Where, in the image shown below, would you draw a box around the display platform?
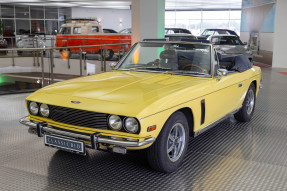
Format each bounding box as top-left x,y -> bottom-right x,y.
0,67 -> 287,190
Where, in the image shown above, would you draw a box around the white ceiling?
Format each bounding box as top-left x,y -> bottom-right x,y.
0,0 -> 242,9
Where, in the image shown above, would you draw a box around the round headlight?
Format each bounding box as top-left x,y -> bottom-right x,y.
124,117 -> 139,133
108,115 -> 122,130
40,103 -> 49,117
29,102 -> 39,115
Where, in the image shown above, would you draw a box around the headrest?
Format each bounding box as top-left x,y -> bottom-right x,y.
160,49 -> 176,59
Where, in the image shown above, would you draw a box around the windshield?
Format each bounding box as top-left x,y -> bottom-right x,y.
201,30 -> 214,36
59,27 -> 71,35
117,42 -> 212,76
167,36 -> 197,41
211,36 -> 243,45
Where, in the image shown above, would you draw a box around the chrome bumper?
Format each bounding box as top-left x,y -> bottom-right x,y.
19,117 -> 155,148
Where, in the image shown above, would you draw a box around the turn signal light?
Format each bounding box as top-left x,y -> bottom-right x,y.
147,125 -> 156,132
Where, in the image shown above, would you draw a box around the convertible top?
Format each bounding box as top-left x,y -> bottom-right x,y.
231,54 -> 253,72
219,54 -> 253,72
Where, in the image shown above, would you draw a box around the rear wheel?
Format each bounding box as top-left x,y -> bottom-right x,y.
100,49 -> 114,60
234,83 -> 256,122
147,111 -> 189,173
17,50 -> 23,56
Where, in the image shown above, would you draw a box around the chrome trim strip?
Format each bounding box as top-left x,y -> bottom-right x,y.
19,117 -> 155,148
194,106 -> 242,137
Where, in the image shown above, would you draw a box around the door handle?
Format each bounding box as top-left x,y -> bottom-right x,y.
238,83 -> 243,87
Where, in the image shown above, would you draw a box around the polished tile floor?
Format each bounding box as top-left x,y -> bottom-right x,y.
0,67 -> 287,191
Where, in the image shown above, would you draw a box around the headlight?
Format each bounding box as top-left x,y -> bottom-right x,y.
124,117 -> 139,133
108,115 -> 122,130
29,102 -> 39,115
40,103 -> 49,117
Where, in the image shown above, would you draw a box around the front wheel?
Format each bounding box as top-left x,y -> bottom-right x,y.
234,83 -> 256,122
146,111 -> 189,173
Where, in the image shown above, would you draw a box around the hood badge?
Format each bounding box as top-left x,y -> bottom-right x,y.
71,101 -> 81,104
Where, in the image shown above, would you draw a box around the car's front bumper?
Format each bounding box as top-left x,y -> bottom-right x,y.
19,117 -> 155,152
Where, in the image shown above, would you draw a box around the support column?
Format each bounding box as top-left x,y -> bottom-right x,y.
131,0 -> 165,45
273,0 -> 287,68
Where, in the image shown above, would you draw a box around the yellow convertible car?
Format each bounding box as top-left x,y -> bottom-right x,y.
20,40 -> 261,173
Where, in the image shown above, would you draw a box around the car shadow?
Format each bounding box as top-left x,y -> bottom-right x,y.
44,117 -> 256,190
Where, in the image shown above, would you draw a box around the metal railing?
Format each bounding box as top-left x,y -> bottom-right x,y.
0,40 -> 131,94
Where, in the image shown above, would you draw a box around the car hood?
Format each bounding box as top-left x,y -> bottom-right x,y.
28,71 -> 211,117
215,45 -> 248,54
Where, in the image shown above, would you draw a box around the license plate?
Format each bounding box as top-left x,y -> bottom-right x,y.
44,135 -> 85,155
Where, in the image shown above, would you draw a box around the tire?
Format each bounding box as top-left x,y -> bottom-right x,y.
146,111 -> 189,173
17,51 -> 23,56
234,83 -> 256,122
100,49 -> 114,60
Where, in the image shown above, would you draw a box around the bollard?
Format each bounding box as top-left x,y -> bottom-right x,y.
80,48 -> 83,76
50,49 -> 54,84
118,39 -> 121,61
41,50 -> 45,87
104,45 -> 106,72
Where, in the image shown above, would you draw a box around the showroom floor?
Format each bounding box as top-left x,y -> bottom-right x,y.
0,67 -> 287,191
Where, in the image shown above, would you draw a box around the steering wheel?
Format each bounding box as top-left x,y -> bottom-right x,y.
146,59 -> 160,67
183,64 -> 206,73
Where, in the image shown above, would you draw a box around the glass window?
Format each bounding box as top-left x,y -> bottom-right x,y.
59,8 -> 71,21
15,5 -> 29,19
165,19 -> 176,28
167,35 -> 197,41
202,11 -> 229,20
45,7 -> 58,19
202,20 -> 229,31
73,27 -> 81,34
202,30 -> 215,36
2,19 -> 15,37
119,28 -> 131,33
188,20 -> 201,36
16,19 -> 30,34
118,42 -> 211,75
1,4 -> 14,18
176,11 -> 201,20
45,20 -> 58,35
91,26 -> 99,33
211,36 -> 243,45
165,29 -> 174,34
175,19 -> 189,30
165,11 -> 175,20
230,11 -> 241,19
59,27 -> 71,35
165,10 -> 241,36
31,20 -> 45,33
229,20 -> 241,36
30,6 -> 44,19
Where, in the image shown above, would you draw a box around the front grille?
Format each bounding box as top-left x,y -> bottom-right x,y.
48,105 -> 108,129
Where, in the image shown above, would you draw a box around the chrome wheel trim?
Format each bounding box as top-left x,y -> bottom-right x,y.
167,123 -> 186,162
246,89 -> 255,115
104,49 -> 111,58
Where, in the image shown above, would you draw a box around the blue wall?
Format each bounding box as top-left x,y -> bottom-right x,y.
241,0 -> 276,33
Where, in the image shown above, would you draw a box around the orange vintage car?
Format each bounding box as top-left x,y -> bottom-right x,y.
56,18 -> 131,60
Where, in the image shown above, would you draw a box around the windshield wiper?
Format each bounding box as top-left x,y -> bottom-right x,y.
129,67 -> 172,71
164,70 -> 210,76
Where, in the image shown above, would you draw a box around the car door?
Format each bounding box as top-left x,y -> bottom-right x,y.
203,49 -> 245,126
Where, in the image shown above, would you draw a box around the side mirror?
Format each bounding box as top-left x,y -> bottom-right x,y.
217,68 -> 228,76
109,62 -> 117,70
52,30 -> 57,35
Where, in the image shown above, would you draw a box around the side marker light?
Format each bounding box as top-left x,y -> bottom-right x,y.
147,125 -> 157,132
